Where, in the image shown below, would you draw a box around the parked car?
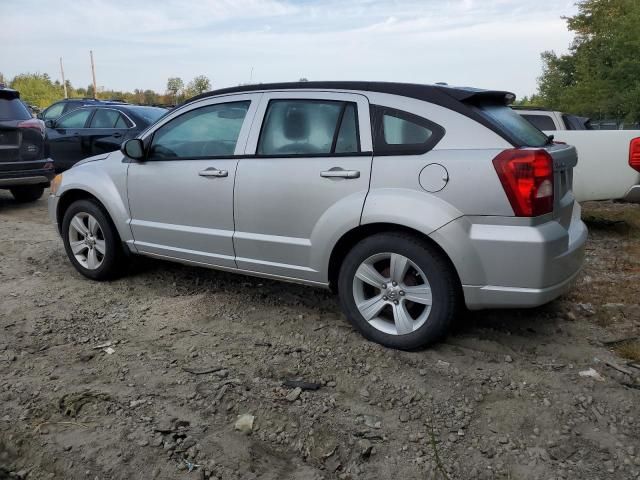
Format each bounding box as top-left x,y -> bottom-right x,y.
0,85 -> 54,202
39,98 -> 128,122
45,104 -> 167,171
514,107 -> 640,203
48,81 -> 587,349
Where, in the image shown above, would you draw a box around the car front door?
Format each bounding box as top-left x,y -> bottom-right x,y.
126,94 -> 261,268
47,108 -> 94,170
233,91 -> 373,283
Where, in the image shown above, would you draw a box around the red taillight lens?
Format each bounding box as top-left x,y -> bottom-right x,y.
18,118 -> 45,135
630,137 -> 640,173
493,148 -> 554,217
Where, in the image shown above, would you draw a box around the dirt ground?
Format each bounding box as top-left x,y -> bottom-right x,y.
1,190 -> 639,480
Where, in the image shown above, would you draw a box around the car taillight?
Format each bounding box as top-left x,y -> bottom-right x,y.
630,137 -> 640,173
493,148 -> 554,217
18,118 -> 45,136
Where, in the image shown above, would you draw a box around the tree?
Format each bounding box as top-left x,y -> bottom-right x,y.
185,75 -> 211,97
10,73 -> 65,108
535,0 -> 640,121
166,77 -> 184,99
143,89 -> 159,105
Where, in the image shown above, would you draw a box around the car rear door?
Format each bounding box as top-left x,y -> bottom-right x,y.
233,91 -> 373,283
126,94 -> 261,268
48,108 -> 93,170
87,108 -> 131,155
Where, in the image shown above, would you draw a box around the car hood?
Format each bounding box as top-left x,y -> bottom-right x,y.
72,151 -> 112,168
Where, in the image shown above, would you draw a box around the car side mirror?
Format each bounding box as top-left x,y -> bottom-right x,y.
122,138 -> 145,160
44,119 -> 55,128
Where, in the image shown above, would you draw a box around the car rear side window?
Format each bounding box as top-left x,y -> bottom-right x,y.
115,114 -> 130,128
0,98 -> 31,121
257,100 -> 360,156
57,109 -> 92,128
521,114 -> 556,131
478,104 -> 548,147
90,109 -> 121,128
148,101 -> 250,160
371,106 -> 444,155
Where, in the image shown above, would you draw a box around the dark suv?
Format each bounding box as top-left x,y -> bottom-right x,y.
39,98 -> 128,122
0,86 -> 54,202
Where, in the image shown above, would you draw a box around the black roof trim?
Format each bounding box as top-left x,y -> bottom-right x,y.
186,81 -> 514,107
183,81 -> 520,147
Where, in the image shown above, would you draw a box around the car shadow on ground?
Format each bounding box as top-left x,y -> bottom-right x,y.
126,253 -> 567,352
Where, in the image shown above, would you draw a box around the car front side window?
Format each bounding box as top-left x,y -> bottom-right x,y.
148,101 -> 250,160
56,109 -> 92,129
43,103 -> 65,119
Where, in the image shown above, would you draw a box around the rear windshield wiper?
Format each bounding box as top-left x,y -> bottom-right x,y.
545,134 -> 555,145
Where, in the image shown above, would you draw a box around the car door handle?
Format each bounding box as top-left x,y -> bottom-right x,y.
113,132 -> 122,138
320,168 -> 360,179
198,167 -> 228,178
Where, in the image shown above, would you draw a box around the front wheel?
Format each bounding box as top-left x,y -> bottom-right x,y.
337,233 -> 460,350
10,185 -> 45,202
61,199 -> 126,280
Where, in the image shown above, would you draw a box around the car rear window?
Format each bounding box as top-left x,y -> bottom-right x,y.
477,104 -> 549,147
127,106 -> 167,124
0,96 -> 32,121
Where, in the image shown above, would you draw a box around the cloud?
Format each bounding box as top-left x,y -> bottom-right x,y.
0,0 -> 577,97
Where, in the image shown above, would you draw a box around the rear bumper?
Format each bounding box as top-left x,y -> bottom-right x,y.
624,185 -> 640,203
431,203 -> 588,310
0,159 -> 55,188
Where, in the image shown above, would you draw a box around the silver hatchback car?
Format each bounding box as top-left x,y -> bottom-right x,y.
48,82 -> 587,349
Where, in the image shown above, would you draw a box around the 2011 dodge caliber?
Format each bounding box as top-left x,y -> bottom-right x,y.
48,82 -> 587,350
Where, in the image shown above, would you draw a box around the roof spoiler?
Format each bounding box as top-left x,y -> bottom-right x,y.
436,85 -> 516,105
0,87 -> 20,99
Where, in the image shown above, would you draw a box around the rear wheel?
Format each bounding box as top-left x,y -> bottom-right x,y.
337,232 -> 460,350
10,185 -> 45,202
61,199 -> 126,280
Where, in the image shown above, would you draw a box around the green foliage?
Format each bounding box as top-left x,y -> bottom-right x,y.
166,77 -> 184,97
536,0 -> 640,121
185,75 -> 211,97
9,73 -> 67,108
5,72 -> 210,109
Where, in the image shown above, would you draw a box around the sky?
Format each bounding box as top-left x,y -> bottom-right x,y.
0,0 -> 578,99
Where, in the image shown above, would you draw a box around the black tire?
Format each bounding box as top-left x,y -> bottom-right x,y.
10,185 -> 45,202
337,232 -> 460,350
61,199 -> 126,280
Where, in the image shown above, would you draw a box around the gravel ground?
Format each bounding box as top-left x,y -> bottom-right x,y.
1,191 -> 639,480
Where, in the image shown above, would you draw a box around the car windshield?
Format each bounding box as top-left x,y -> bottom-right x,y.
477,103 -> 549,147
127,106 -> 168,125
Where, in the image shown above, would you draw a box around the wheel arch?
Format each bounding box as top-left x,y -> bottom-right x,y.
327,222 -> 462,293
56,187 -> 132,246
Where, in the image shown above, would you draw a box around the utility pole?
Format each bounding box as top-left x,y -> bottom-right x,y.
60,57 -> 68,98
89,50 -> 97,99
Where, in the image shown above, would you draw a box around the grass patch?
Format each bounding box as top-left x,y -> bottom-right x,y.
582,202 -> 640,238
615,340 -> 640,362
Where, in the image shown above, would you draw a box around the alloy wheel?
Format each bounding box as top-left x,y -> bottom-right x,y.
68,212 -> 106,270
352,252 -> 432,335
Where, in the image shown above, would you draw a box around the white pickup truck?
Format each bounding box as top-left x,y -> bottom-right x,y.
514,107 -> 640,203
